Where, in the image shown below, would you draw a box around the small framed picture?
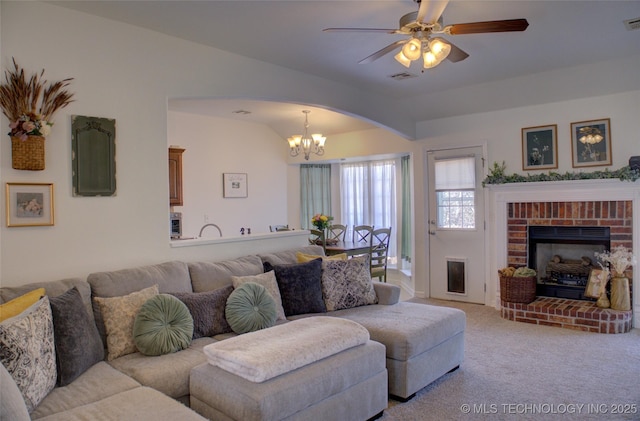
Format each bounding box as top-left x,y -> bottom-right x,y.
521,125 -> 558,170
5,183 -> 54,227
223,173 -> 248,198
571,118 -> 612,168
584,268 -> 608,299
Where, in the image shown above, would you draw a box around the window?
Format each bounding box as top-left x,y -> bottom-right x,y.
434,157 -> 475,229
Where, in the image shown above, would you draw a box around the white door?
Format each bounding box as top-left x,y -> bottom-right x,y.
427,146 -> 486,304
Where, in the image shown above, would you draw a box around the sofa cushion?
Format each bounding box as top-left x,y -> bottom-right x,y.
31,362 -> 141,419
0,287 -> 45,322
225,282 -> 277,334
231,271 -> 286,321
94,285 -> 159,361
49,287 -> 104,386
264,258 -> 326,317
0,354 -> 30,421
320,256 -> 378,312
133,294 -> 193,356
108,337 -> 214,399
188,255 -> 264,293
170,286 -> 234,338
0,297 -> 56,413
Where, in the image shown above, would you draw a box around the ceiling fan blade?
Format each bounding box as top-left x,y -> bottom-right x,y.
417,0 -> 450,24
437,38 -> 469,63
359,40 -> 407,64
446,18 -> 529,35
323,27 -> 399,34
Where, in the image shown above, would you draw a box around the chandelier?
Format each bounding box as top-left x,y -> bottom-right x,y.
287,110 -> 326,160
394,35 -> 451,69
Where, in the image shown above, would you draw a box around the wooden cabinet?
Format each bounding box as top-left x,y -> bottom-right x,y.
169,147 -> 185,206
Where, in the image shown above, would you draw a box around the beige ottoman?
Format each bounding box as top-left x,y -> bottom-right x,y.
190,317 -> 387,421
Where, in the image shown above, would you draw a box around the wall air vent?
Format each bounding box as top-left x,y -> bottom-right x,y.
389,72 -> 417,81
624,17 -> 640,31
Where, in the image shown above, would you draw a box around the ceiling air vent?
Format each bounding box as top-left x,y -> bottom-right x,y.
389,72 -> 417,81
623,17 -> 640,31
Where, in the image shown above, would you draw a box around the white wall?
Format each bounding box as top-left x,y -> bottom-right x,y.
168,111 -> 288,237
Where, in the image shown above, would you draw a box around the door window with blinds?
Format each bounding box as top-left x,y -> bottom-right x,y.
434,156 -> 476,229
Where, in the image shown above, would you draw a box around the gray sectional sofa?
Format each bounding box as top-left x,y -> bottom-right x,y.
0,245 -> 466,420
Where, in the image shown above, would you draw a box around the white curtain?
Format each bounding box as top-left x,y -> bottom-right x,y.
340,160 -> 397,262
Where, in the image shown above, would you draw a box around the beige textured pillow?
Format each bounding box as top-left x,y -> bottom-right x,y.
296,252 -> 347,263
94,285 -> 159,360
231,271 -> 286,321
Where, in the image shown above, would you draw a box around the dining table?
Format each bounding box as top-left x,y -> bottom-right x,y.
324,241 -> 371,257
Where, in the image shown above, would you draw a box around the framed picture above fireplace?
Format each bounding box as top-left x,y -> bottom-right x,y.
571,118 -> 612,168
521,124 -> 558,171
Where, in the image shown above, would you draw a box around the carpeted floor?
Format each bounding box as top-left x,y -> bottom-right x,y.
380,298 -> 640,420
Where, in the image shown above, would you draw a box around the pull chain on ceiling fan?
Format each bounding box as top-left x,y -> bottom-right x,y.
323,0 -> 529,70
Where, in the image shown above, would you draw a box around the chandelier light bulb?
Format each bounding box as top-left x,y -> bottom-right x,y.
401,38 -> 422,61
429,38 -> 451,61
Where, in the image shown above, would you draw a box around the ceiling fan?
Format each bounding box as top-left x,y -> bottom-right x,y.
323,0 -> 529,70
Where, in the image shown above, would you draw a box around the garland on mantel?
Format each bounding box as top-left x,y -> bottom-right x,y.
482,161 -> 640,187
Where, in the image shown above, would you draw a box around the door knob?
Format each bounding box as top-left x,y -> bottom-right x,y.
429,230 -> 436,235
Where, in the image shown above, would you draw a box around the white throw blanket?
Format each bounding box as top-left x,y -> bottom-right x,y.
203,316 -> 370,383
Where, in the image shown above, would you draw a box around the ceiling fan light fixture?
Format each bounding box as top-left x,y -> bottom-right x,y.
429,38 -> 451,60
394,50 -> 412,67
401,38 -> 422,61
423,50 -> 442,69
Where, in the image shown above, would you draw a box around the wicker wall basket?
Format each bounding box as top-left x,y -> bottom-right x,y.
11,135 -> 45,171
500,275 -> 537,304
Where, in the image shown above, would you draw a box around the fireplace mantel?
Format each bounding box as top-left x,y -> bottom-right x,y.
485,179 -> 640,328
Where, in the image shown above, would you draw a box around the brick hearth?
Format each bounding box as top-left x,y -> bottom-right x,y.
501,297 -> 633,334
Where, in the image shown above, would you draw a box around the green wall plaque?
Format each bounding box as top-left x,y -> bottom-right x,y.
72,115 -> 116,196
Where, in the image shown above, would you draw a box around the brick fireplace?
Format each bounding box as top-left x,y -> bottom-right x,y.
502,200 -> 633,333
488,180 -> 638,333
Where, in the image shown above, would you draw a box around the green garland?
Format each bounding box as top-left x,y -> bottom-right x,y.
482,161 -> 640,187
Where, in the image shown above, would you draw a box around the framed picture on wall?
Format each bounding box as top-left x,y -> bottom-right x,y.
5,182 -> 54,227
223,173 -> 248,198
521,125 -> 558,170
571,118 -> 612,168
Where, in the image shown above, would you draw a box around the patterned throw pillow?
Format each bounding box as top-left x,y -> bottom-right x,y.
225,282 -> 277,334
264,258 -> 326,317
94,285 -> 159,361
0,297 -> 56,413
321,256 -> 378,311
231,271 -> 286,321
170,286 -> 234,338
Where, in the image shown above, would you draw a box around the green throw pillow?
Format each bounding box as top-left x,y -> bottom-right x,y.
133,294 -> 193,356
225,282 -> 277,334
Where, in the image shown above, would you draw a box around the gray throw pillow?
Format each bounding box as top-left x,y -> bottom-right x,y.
133,294 -> 193,356
321,256 -> 378,311
170,286 -> 234,338
49,287 -> 104,386
225,282 -> 277,334
263,258 -> 326,317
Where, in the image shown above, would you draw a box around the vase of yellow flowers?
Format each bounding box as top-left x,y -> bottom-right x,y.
311,213 -> 333,244
0,59 -> 74,170
595,245 -> 636,311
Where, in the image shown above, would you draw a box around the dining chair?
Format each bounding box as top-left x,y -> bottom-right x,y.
370,227 -> 392,283
328,224 -> 347,242
270,225 -> 289,232
352,225 -> 373,244
309,229 -> 326,252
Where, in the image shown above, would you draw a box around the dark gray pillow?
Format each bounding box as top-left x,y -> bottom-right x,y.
170,285 -> 234,338
264,258 -> 326,317
49,287 -> 104,386
225,282 -> 277,334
